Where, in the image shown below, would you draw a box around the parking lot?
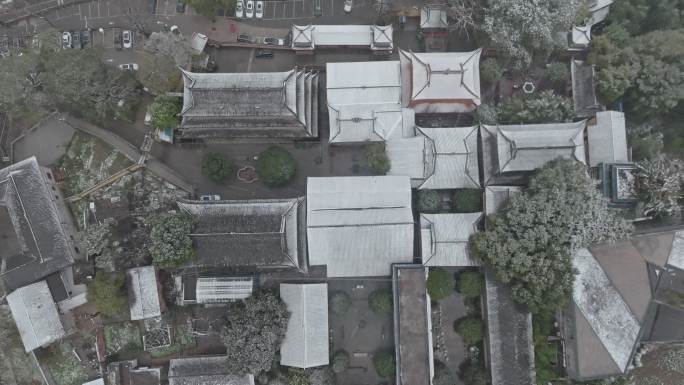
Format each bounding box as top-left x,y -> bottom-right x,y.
224,0 -> 363,21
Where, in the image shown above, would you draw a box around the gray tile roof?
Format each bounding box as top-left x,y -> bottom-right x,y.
571,60 -> 602,118
0,157 -> 76,290
571,248 -> 641,374
168,356 -> 254,385
387,126 -> 480,189
290,25 -> 393,50
127,266 -> 162,321
487,121 -> 587,173
667,231 -> 684,270
7,280 -> 65,352
393,265 -> 433,385
587,111 -> 628,166
178,198 -> 306,271
306,176 -> 414,277
280,283 -> 329,368
180,70 -> 318,139
420,213 -> 482,266
107,360 -> 161,385
484,270 -> 535,385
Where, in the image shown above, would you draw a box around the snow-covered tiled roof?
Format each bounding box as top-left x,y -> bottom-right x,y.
168,356 -> 254,385
127,266 -> 162,321
420,213 -> 482,266
306,176 -> 414,277
291,25 -> 393,50
280,283 -> 329,368
587,111 -> 628,166
666,231 -> 684,271
7,280 -> 65,352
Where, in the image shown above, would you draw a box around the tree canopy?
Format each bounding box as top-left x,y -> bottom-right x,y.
373,350 -> 395,378
201,152 -> 235,183
454,317 -> 483,345
496,90 -> 574,124
457,270 -> 484,299
365,143 -> 391,175
634,157 -> 683,219
256,146 -> 298,187
221,290 -> 290,375
472,160 -> 632,314
149,96 -> 181,130
87,272 -> 128,318
418,190 -> 443,213
368,289 -> 393,315
482,0 -> 580,69
427,268 -> 454,301
149,213 -> 195,268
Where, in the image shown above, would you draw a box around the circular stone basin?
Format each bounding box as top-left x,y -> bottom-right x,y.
237,166 -> 258,183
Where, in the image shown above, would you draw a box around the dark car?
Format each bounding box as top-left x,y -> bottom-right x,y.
264,37 -> 283,45
114,31 -> 123,50
80,30 -> 91,47
71,31 -> 82,49
255,49 -> 273,58
176,0 -> 186,13
237,34 -> 255,44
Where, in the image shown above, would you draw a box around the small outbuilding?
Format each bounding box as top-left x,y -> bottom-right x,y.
7,280 -> 66,352
168,356 -> 254,385
127,266 -> 162,321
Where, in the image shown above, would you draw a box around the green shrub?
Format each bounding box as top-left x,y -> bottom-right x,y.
287,368 -> 310,385
256,146 -> 298,187
427,268 -> 454,301
368,289 -> 393,315
452,189 -> 482,213
545,62 -> 569,90
373,350 -> 395,378
332,350 -> 350,373
201,152 -> 234,183
480,58 -> 503,84
457,271 -> 484,298
454,317 -> 483,345
418,190 -> 442,213
365,143 -> 391,174
329,291 -> 352,316
149,95 -> 181,130
149,213 -> 195,268
474,103 -> 498,124
87,272 -> 128,318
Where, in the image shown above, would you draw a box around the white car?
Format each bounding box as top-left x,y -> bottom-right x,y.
122,30 -> 132,48
61,31 -> 72,49
344,0 -> 352,12
255,1 -> 263,18
199,195 -> 221,201
118,63 -> 139,71
245,0 -> 254,18
235,0 -> 244,17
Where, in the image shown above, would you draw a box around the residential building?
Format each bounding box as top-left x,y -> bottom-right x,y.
127,266 -> 162,321
291,24 -> 393,52
326,61 -> 415,143
177,198 -> 306,271
306,176 -> 414,277
0,156 -> 81,291
107,360 -> 161,385
179,69 -> 319,140
562,229 -> 684,381
7,280 -> 66,352
280,283 -> 329,368
420,213 -> 482,267
387,126 -> 480,189
420,5 -> 448,31
483,270 -> 536,385
480,121 -> 587,185
168,356 -> 255,385
393,265 -> 434,385
399,49 -> 482,113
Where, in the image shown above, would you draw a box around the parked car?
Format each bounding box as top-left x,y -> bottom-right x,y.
245,0 -> 254,18
71,31 -> 82,49
235,0 -> 244,17
61,31 -> 71,49
114,31 -> 123,50
176,0 -> 186,13
122,30 -> 132,48
199,195 -> 221,201
264,37 -> 285,46
237,34 -> 255,44
79,30 -> 91,47
119,63 -> 139,71
255,49 -> 273,58
255,1 -> 263,18
343,0 -> 352,12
